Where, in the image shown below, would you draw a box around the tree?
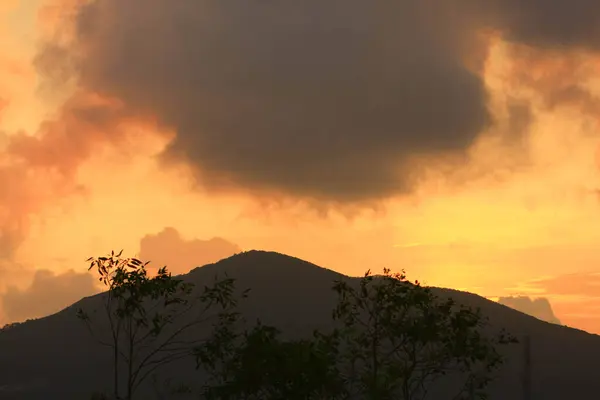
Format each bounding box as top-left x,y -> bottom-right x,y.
77,250 -> 242,400
197,320 -> 347,400
331,268 -> 516,400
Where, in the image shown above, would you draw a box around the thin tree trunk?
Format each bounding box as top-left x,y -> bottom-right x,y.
127,317 -> 134,400
114,344 -> 120,399
372,316 -> 380,399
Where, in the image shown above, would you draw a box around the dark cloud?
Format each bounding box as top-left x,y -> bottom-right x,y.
1,269 -> 98,322
138,227 -> 241,274
41,0 -> 490,202
37,0 -> 600,202
498,295 -> 561,325
481,0 -> 600,50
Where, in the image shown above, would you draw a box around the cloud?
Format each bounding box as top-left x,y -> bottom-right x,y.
37,0 -> 492,202
138,227 -> 241,274
33,0 -> 600,204
0,269 -> 99,322
0,91 -> 135,257
498,295 -> 561,325
521,272 -> 600,298
480,0 -> 600,50
0,225 -> 239,323
508,271 -> 600,333
0,1 -> 176,260
0,97 -> 7,117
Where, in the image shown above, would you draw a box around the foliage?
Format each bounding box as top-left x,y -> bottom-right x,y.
77,250 -> 242,400
0,320 -> 34,333
197,320 -> 346,400
78,250 -> 514,400
331,268 -> 516,400
0,322 -> 22,333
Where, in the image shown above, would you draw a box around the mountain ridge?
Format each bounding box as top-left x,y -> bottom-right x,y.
0,249 -> 598,399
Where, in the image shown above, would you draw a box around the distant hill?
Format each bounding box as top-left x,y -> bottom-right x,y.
0,250 -> 598,399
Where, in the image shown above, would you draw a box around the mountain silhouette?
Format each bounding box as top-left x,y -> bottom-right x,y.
0,250 -> 598,399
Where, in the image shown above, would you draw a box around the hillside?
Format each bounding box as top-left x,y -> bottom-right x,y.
0,250 -> 598,399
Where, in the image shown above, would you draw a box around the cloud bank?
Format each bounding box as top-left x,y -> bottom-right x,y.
0,269 -> 98,322
33,0 -> 600,203
498,295 -> 561,325
139,227 -> 241,274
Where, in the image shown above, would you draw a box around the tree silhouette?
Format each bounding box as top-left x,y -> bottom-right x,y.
331,268 -> 516,400
78,252 -> 514,400
197,320 -> 346,399
196,267 -> 514,400
77,250 -> 243,400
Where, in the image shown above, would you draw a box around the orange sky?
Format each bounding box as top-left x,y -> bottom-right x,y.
2,1 -> 600,334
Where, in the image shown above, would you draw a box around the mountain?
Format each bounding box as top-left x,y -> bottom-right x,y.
0,250 -> 599,399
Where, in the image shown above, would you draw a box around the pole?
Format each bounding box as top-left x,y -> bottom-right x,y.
523,334 -> 531,400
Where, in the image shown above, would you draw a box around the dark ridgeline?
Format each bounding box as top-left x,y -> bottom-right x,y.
0,250 -> 598,399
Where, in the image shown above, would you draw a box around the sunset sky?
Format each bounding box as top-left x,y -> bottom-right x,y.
2,0 -> 600,333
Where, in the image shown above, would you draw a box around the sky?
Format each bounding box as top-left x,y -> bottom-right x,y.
2,0 -> 600,333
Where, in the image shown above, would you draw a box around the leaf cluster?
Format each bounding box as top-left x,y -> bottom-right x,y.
78,250 -> 243,400
198,322 -> 346,400
331,268 -> 517,400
